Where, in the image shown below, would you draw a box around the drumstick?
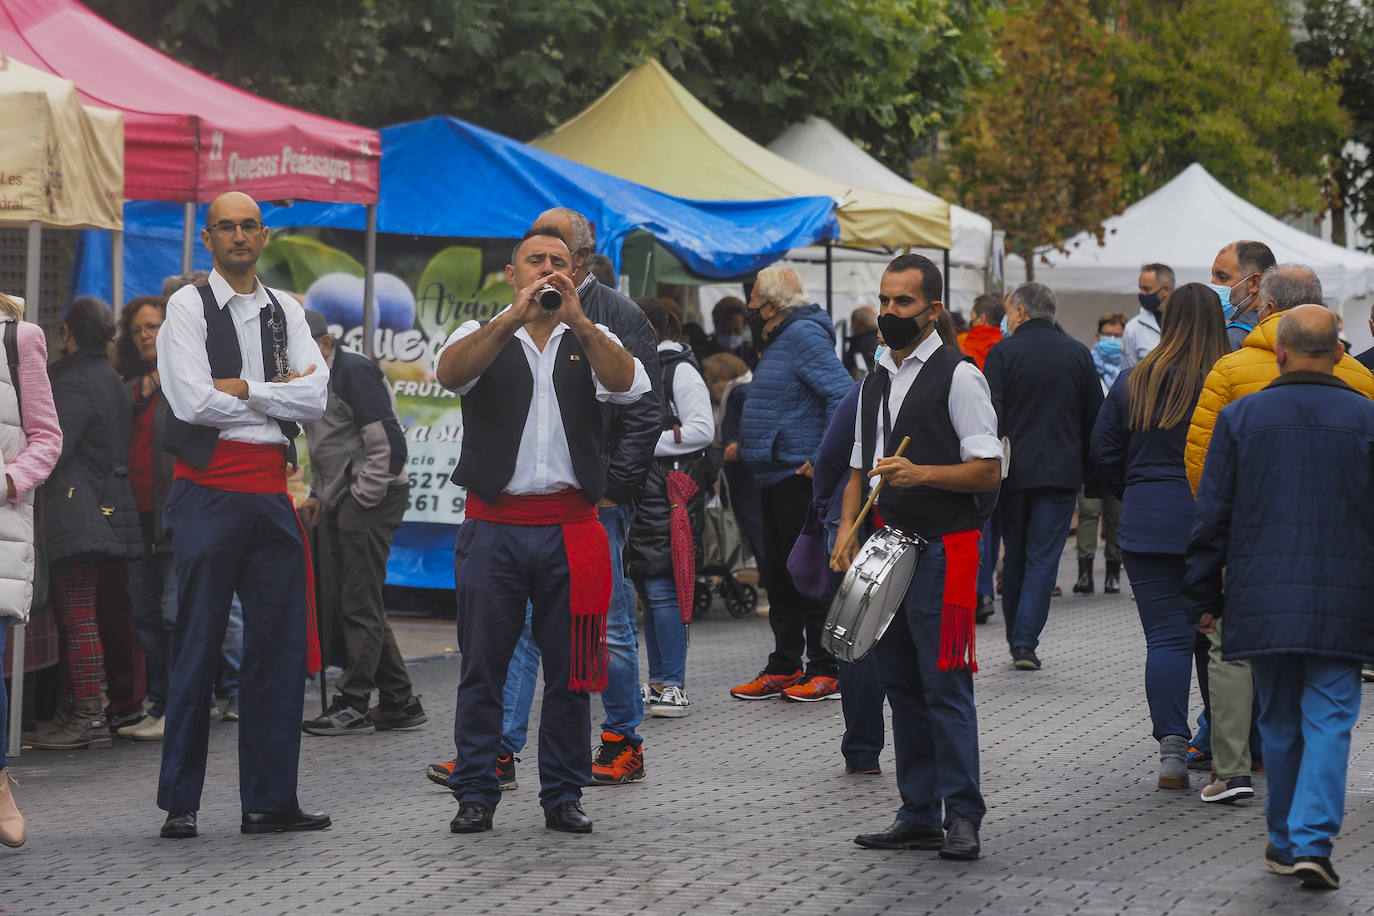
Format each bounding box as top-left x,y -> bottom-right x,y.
834,435 -> 911,561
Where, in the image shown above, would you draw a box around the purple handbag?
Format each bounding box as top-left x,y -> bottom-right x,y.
787,504 -> 835,601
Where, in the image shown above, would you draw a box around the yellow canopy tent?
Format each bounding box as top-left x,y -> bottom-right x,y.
534,59 -> 950,251
0,53 -> 123,759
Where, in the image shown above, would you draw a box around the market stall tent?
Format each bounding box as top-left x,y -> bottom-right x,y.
533,59 -> 950,251
1006,163 -> 1374,345
0,53 -> 125,760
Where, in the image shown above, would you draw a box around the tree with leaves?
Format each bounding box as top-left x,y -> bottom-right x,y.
926,0 -> 1123,278
1107,0 -> 1346,219
84,0 -> 998,176
1296,0 -> 1374,249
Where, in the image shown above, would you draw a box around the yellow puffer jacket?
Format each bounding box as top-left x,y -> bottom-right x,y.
1185,312 -> 1374,494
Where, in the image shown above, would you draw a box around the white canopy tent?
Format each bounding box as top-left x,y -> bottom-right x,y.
699,117 -> 998,337
1006,163 -> 1374,347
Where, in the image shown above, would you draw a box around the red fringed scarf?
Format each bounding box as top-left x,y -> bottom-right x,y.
464,488 -> 611,692
174,440 -> 322,675
937,530 -> 980,672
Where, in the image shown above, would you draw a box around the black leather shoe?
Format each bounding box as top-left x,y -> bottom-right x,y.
1072,558 -> 1094,595
160,811 -> 197,839
939,817 -> 980,860
545,801 -> 593,834
975,595 -> 995,625
854,818 -> 944,850
449,802 -> 494,833
241,808 -> 332,834
1104,561 -> 1121,594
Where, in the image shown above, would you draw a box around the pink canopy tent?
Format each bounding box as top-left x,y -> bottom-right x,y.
0,0 -> 382,328
0,0 -> 379,205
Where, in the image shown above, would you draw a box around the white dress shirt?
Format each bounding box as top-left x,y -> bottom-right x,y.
158,270 -> 329,446
436,310 -> 650,495
850,331 -> 1001,469
655,342 -> 715,457
1120,307 -> 1161,371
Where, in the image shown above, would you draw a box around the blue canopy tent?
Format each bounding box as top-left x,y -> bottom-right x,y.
73,115 -> 839,589
74,115 -> 840,300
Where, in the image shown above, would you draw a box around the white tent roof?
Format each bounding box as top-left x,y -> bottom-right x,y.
768,116 -> 993,269
1007,162 -> 1374,303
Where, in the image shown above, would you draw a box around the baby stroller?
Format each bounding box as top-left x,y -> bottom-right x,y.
693,488 -> 759,619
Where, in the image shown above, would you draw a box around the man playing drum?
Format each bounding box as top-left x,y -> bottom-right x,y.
831,253 -> 1001,860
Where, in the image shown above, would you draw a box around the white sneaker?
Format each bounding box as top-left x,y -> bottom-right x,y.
649,685 -> 691,718
642,683 -> 662,707
124,714 -> 165,742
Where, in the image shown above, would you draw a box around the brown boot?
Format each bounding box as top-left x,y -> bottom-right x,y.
28,698 -> 112,750
0,768 -> 26,847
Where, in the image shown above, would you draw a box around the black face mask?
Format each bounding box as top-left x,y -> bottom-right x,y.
878,309 -> 931,351
1139,291 -> 1162,316
744,305 -> 768,333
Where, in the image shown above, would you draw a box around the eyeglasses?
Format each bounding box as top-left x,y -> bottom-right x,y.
209,219 -> 264,236
132,322 -> 162,337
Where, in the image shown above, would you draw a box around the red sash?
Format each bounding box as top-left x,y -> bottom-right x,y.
174,440 -> 321,675
465,489 -> 611,692
937,530 -> 980,672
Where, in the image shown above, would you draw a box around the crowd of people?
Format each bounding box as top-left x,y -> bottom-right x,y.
0,200 -> 1370,895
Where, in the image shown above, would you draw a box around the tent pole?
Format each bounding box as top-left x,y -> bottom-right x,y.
362,204 -> 378,360
24,221 -> 40,322
181,202 -> 195,275
111,229 -> 125,312
943,249 -> 951,292
7,623 -> 23,759
824,240 -> 833,317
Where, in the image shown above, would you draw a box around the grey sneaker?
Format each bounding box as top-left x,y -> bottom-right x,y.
302,697 -> 373,736
221,697 -> 239,722
649,685 -> 691,718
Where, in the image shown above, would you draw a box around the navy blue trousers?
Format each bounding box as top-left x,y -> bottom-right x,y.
449,519 -> 590,813
157,480 -> 307,814
873,541 -> 985,828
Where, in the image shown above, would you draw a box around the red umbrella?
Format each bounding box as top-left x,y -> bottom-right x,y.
666,470 -> 700,623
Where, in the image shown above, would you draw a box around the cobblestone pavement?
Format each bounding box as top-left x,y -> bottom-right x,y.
4,547 -> 1373,915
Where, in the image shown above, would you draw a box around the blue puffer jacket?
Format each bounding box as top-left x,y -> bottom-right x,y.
740,304 -> 853,487
1182,372 -> 1374,662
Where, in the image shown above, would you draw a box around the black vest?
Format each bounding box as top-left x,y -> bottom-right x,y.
162,284 -> 300,468
451,329 -> 608,503
860,344 -> 981,539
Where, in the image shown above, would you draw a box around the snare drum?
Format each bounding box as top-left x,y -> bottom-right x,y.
822,526 -> 927,663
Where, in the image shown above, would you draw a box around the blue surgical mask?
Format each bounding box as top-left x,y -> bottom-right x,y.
873,344 -> 888,364
1096,336 -> 1123,357
1000,315 -> 1010,336
716,332 -> 743,350
1210,278 -> 1255,321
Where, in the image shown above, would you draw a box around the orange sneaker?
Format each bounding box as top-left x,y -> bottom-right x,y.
589,731 -> 645,785
729,669 -> 804,700
426,759 -> 455,787
781,675 -> 841,702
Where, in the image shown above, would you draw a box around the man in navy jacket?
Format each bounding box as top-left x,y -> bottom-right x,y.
1183,306 -> 1374,891
983,283 -> 1102,670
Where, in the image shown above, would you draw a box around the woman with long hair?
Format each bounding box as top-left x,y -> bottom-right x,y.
1090,283 -> 1230,790
0,292 -> 62,846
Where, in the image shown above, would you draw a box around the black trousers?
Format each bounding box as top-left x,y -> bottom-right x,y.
759,474 -> 836,678
317,486 -> 412,710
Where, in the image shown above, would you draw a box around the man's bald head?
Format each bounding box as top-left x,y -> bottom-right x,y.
205,191 -> 261,229
1275,304 -> 1341,375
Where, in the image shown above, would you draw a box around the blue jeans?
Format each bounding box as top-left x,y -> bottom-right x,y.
977,511 -> 1000,600
639,577 -> 687,687
824,522 -> 885,768
1252,655 -> 1362,860
1121,551 -> 1193,740
499,503 -> 642,750
220,593 -> 242,699
999,488 -> 1076,654
129,551 -> 179,717
0,620 -> 8,769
